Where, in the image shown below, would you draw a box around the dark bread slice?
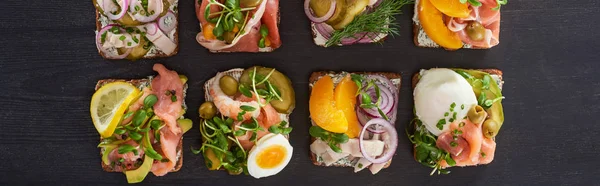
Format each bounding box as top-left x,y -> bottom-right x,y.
308,71 -> 401,170
412,0 -> 494,50
95,78 -> 185,173
410,68 -> 503,167
95,5 -> 179,59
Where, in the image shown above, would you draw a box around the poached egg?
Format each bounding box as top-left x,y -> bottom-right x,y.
414,68 -> 477,136
247,134 -> 293,178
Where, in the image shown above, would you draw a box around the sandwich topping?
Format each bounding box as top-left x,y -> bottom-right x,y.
415,0 -> 506,49
90,64 -> 192,183
407,68 -> 505,175
305,0 -> 413,47
309,73 -> 400,174
195,0 -> 281,52
194,67 -> 295,178
94,0 -> 179,60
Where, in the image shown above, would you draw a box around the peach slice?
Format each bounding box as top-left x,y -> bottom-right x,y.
334,75 -> 360,138
430,0 -> 471,18
419,0 -> 463,49
310,76 -> 348,133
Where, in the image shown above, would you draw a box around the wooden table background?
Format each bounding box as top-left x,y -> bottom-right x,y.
0,0 -> 598,185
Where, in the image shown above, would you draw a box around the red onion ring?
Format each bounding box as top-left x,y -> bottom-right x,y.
96,24 -> 133,59
144,22 -> 159,36
359,82 -> 394,118
304,0 -> 337,23
129,0 -> 163,23
314,23 -> 333,39
359,118 -> 398,164
102,0 -> 130,20
357,108 -> 386,134
158,11 -> 177,33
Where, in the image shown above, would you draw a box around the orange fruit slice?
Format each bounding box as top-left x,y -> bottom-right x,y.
419,0 -> 463,50
334,75 -> 360,138
310,76 -> 348,133
430,0 -> 471,18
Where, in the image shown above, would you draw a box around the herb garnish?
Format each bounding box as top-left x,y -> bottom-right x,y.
258,25 -> 269,48
196,115 -> 248,175
268,121 -> 293,135
407,118 -> 456,175
309,126 -> 349,153
203,0 -> 256,41
351,74 -> 389,120
325,0 -> 413,47
455,70 -> 504,110
459,0 -> 507,11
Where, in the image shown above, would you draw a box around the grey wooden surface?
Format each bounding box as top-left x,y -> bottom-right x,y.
0,0 -> 598,185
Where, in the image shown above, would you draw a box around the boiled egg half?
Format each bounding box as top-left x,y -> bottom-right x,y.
414,68 -> 478,136
247,133 -> 293,178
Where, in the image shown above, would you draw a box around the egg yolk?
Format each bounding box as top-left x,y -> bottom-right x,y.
256,145 -> 287,169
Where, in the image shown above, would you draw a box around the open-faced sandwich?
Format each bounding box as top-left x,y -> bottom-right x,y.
195,0 -> 281,52
304,0 -> 413,47
194,66 -> 295,178
94,0 -> 179,60
407,68 -> 505,175
308,71 -> 400,174
413,0 -> 506,50
90,64 -> 192,183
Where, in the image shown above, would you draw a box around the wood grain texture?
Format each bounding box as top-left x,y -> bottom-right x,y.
0,0 -> 599,185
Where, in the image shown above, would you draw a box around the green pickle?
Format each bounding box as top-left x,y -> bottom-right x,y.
239,66 -> 296,114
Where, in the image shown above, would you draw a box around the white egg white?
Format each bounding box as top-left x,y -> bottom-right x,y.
414,68 -> 477,136
247,134 -> 293,179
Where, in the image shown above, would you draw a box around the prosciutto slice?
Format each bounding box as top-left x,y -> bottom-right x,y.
195,0 -> 281,52
447,1 -> 501,48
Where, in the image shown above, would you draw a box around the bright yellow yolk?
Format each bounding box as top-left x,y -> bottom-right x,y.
256,145 -> 287,169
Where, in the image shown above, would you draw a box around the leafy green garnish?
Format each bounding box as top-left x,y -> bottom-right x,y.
325,0 -> 413,47
459,0 -> 507,10
268,121 -> 293,135
203,0 -> 256,42
407,118 -> 455,175
309,126 -> 349,153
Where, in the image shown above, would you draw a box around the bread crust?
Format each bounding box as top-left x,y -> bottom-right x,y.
94,6 -> 180,59
95,78 -> 184,173
410,68 -> 503,167
308,71 -> 401,170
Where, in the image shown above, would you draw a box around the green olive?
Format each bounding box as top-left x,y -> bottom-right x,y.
223,32 -> 236,44
219,75 -> 239,96
199,102 -> 218,119
467,105 -> 487,124
482,119 -> 500,138
240,0 -> 262,7
466,21 -> 485,41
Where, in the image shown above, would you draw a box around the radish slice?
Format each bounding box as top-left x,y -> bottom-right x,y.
96,24 -> 132,59
304,0 -> 336,23
158,11 -> 177,33
359,118 -> 397,164
129,0 -> 163,23
102,0 -> 130,20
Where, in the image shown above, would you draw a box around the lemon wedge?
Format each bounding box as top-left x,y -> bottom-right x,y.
90,82 -> 141,138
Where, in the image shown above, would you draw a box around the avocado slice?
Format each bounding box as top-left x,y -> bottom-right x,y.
177,119 -> 193,133
239,66 -> 296,114
457,69 -> 505,134
332,0 -> 370,30
125,155 -> 153,184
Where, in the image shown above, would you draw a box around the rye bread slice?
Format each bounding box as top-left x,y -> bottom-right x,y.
95,2 -> 180,59
308,71 -> 401,170
201,68 -> 292,172
412,0 -> 497,50
410,68 -> 504,167
95,78 -> 186,173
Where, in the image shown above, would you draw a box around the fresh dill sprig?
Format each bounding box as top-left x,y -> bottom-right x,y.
325,0 -> 414,47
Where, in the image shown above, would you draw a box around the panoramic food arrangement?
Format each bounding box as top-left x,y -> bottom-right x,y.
94,0 -> 180,60
309,71 -> 400,174
193,66 -> 296,178
90,64 -> 193,183
407,68 -> 505,174
195,0 -> 281,52
414,0 -> 506,49
85,0 -> 512,183
304,0 -> 413,47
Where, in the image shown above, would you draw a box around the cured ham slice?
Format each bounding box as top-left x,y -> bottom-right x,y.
447,1 -> 501,48
437,119 -> 496,168
195,0 -> 281,52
